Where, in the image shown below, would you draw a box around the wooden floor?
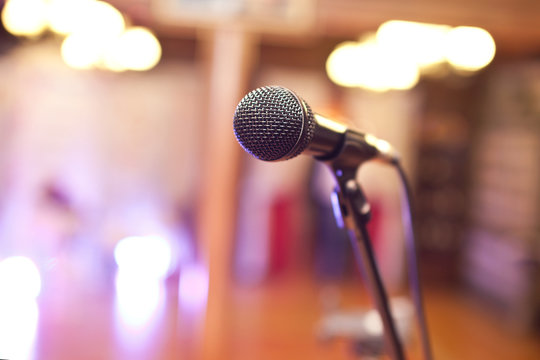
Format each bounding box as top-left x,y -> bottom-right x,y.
15,272 -> 540,360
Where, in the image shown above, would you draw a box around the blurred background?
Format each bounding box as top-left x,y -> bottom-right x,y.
0,0 -> 539,359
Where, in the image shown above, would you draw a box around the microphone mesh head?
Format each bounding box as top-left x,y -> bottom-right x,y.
233,86 -> 315,161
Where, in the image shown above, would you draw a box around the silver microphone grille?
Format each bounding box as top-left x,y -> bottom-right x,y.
233,86 -> 315,161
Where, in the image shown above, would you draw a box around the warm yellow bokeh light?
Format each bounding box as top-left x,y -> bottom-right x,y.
102,50 -> 127,72
445,26 -> 496,71
49,0 -> 125,37
326,39 -> 419,92
1,0 -> 48,37
61,25 -> 162,72
105,27 -> 162,71
87,1 -> 125,38
327,20 -> 496,90
48,0 -> 92,35
57,1 -> 133,71
326,41 -> 362,88
2,0 -> 160,73
61,32 -> 104,69
377,20 -> 451,69
382,56 -> 420,91
352,40 -> 395,92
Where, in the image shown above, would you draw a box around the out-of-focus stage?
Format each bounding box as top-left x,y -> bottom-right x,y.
3,264 -> 538,360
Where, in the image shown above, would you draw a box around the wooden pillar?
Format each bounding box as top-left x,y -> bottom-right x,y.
197,27 -> 256,360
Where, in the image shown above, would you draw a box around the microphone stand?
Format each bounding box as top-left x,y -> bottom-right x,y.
323,130 -> 406,360
329,168 -> 405,360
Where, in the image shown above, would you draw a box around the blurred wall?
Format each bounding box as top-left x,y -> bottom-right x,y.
0,41 -> 202,280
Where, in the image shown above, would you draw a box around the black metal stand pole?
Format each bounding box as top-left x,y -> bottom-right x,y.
330,168 -> 405,360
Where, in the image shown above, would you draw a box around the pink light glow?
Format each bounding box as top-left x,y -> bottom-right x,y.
178,263 -> 208,311
114,271 -> 166,330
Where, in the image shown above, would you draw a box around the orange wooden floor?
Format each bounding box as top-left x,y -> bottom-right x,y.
13,273 -> 540,360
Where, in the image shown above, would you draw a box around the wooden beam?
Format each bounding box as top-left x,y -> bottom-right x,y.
196,26 -> 257,360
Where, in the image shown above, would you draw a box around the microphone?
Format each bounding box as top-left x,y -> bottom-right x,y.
233,86 -> 399,166
233,86 -> 434,360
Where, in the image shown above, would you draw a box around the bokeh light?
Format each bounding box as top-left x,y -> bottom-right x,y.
376,20 -> 450,70
327,21 -> 495,91
0,298 -> 39,360
1,0 -> 161,72
445,26 -> 496,71
0,257 -> 41,360
114,234 -> 171,344
0,256 -> 42,300
61,32 -> 106,69
326,38 -> 419,92
105,27 -> 162,71
48,0 -> 125,38
58,1 -> 127,70
114,271 -> 165,330
326,41 -> 364,88
114,235 -> 173,280
48,0 -> 93,35
77,0 -> 125,39
1,0 -> 49,37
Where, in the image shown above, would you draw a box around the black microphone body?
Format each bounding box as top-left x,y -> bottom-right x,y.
233,86 -> 399,168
